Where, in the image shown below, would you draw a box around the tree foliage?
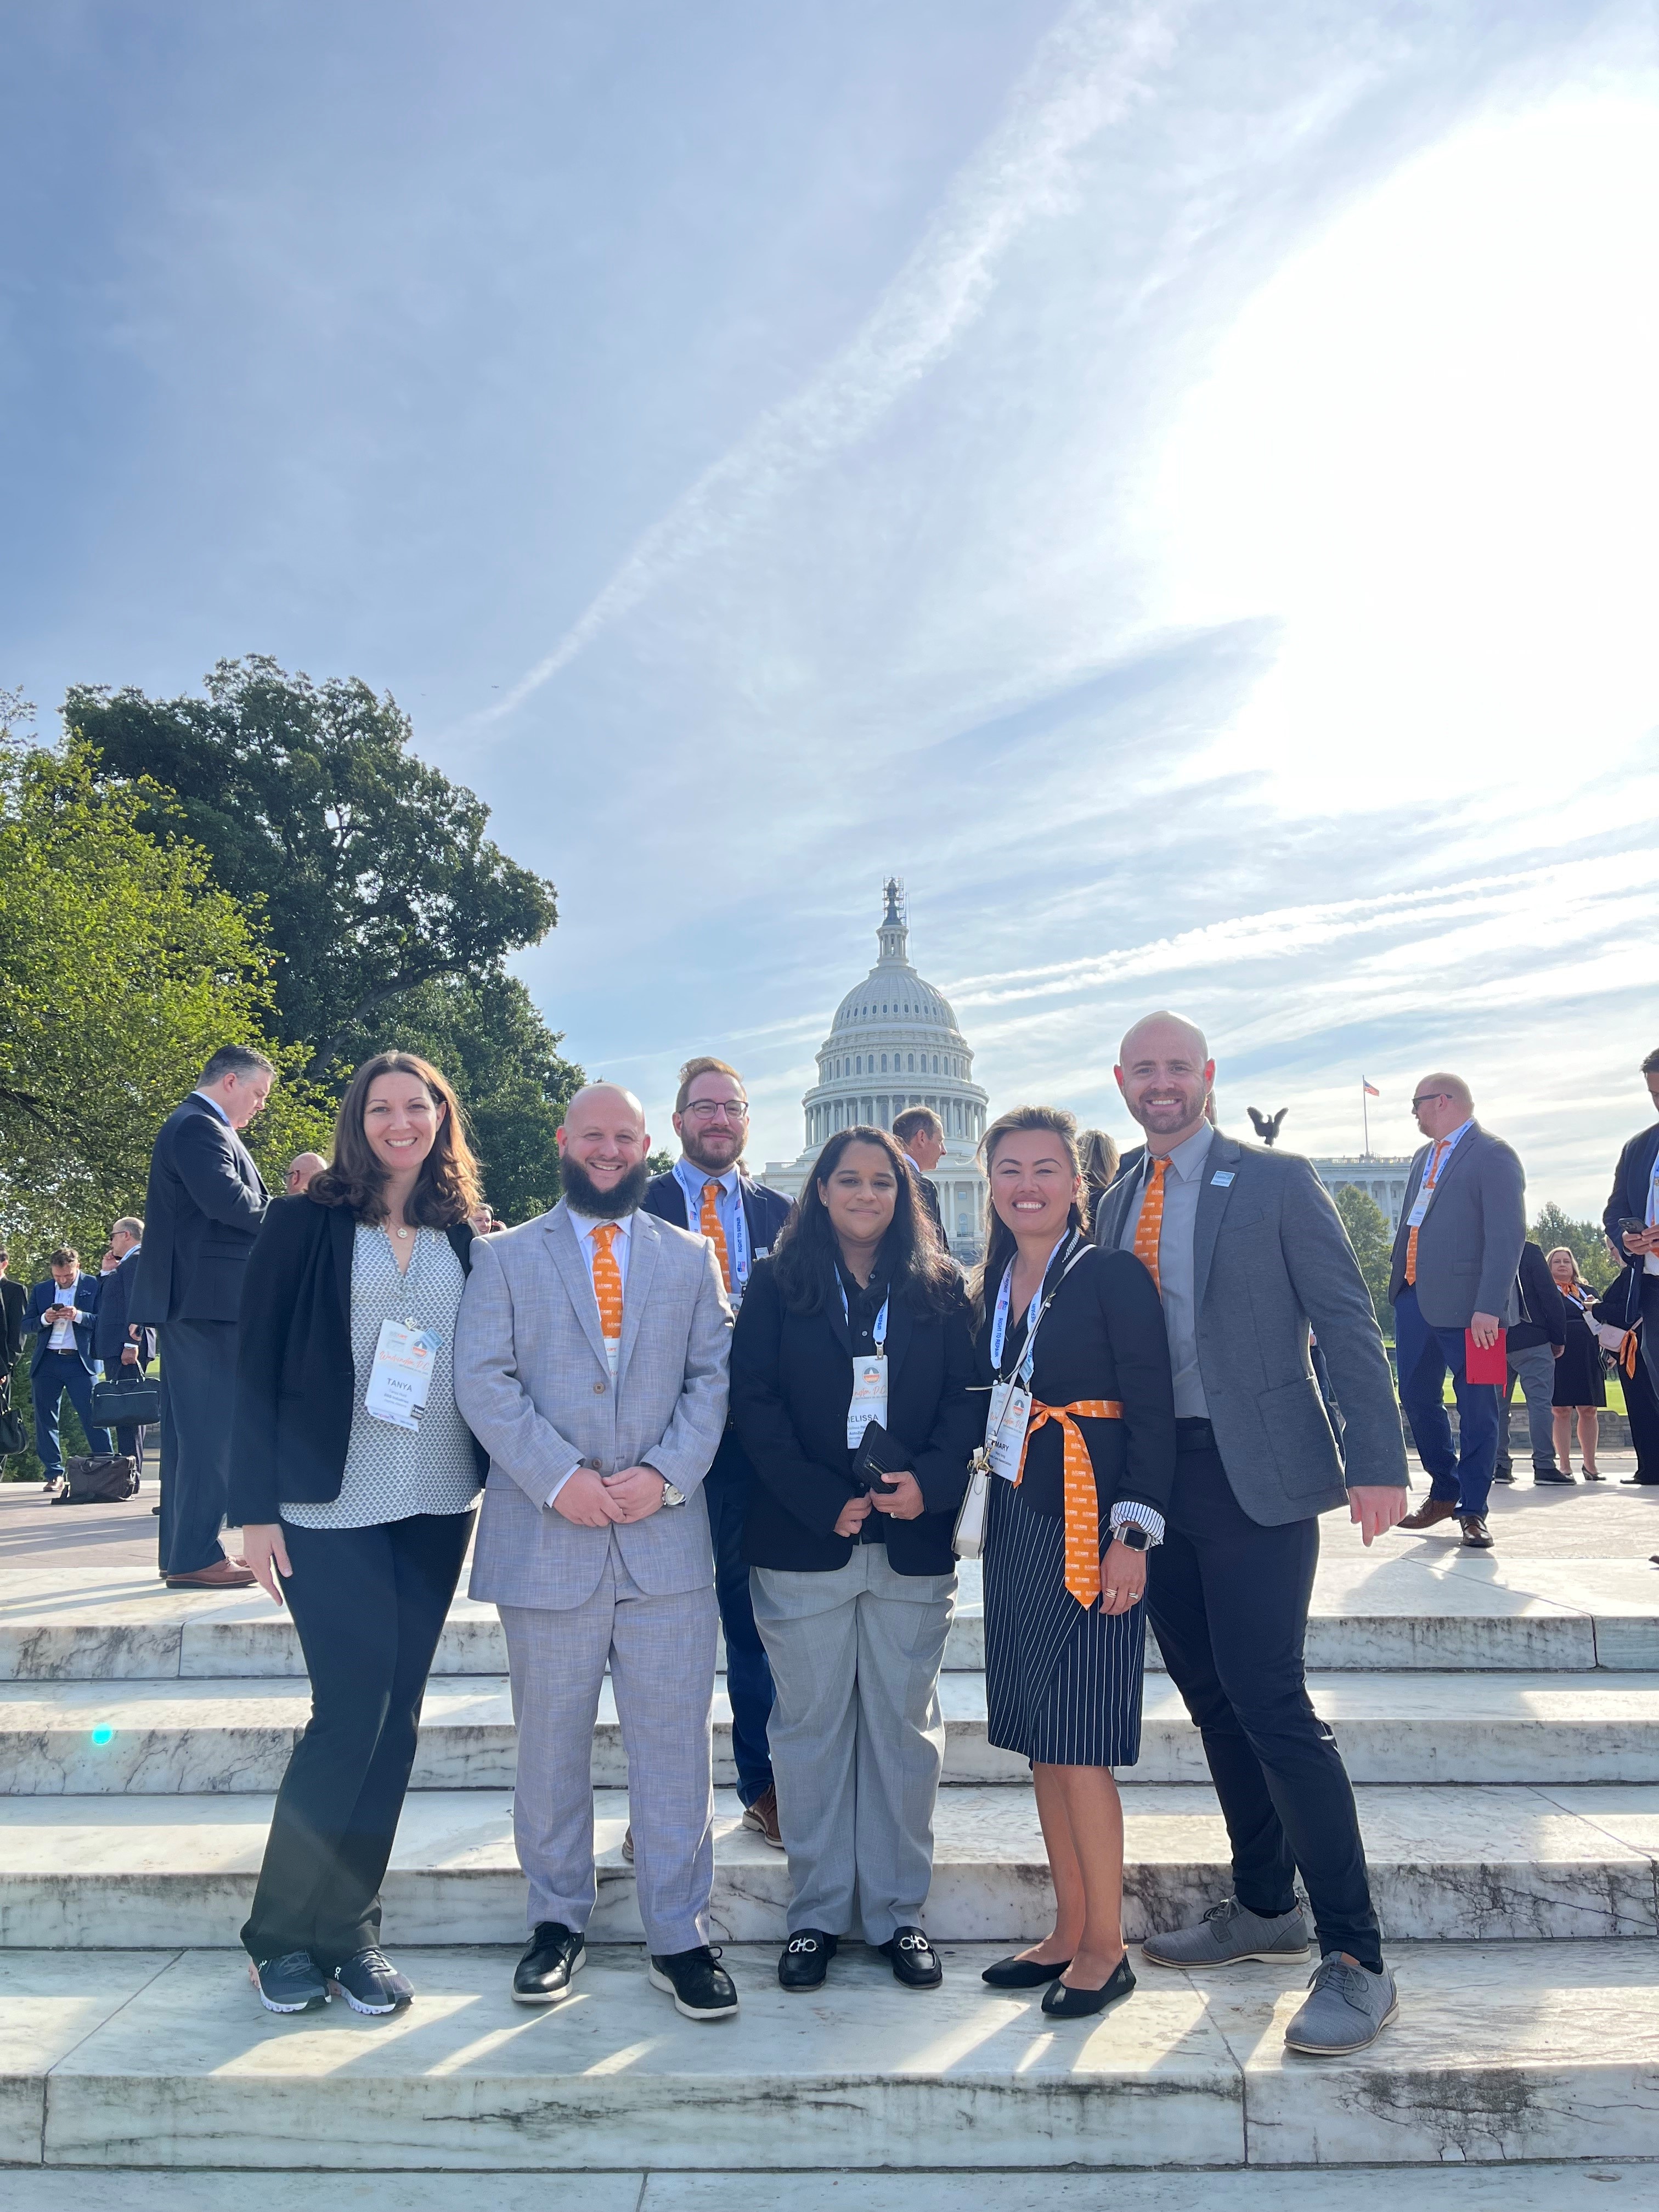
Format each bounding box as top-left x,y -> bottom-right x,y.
1332,1184 -> 1393,1330
66,658 -> 558,1079
1530,1202 -> 1618,1292
0,734 -> 331,1274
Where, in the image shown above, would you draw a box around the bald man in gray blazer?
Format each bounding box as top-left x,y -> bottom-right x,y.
455,1085 -> 735,2021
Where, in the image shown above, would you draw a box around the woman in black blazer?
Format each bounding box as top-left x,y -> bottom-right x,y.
973,1105 -> 1175,2018
233,1052 -> 488,2021
731,1124 -> 977,1995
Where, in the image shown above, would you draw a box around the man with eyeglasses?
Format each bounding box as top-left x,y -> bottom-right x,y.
1389,1074 -> 1525,1550
643,1057 -> 794,1846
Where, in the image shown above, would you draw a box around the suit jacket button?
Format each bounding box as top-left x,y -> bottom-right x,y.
594,1380 -> 607,1393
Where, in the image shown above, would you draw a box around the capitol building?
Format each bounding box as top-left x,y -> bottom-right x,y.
763,882 -> 990,1259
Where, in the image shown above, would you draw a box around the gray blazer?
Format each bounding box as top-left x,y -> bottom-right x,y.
1094,1132 -> 1406,1524
1386,1122 -> 1526,1330
455,1203 -> 732,1610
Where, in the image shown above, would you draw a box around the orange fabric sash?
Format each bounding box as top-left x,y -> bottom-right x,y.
1014,1399 -> 1124,1608
1616,1330 -> 1639,1379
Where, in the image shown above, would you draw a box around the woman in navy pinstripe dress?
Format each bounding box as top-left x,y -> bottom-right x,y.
973,1107 -> 1176,2016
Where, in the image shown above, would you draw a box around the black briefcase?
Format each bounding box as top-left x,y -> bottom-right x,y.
91,1375 -> 161,1429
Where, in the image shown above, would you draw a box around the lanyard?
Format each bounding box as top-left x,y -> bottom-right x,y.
838,1276 -> 889,1352
989,1231 -> 1090,1386
676,1160 -> 751,1292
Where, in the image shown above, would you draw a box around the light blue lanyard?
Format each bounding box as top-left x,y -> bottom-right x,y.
838,1278 -> 889,1352
989,1263 -> 1043,1383
675,1160 -> 752,1291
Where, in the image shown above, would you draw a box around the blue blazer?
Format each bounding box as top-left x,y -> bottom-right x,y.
1605,1122 -> 1659,1274
129,1094 -> 269,1325
92,1251 -> 156,1369
641,1167 -> 794,1262
25,1275 -> 100,1373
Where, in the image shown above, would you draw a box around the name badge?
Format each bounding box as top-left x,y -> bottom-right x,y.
985,1379 -> 1032,1481
847,1355 -> 889,1446
364,1320 -> 438,1431
1406,1187 -> 1434,1229
1210,1170 -> 1234,1187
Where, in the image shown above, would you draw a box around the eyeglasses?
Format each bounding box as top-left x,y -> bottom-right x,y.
1410,1093 -> 1449,1110
684,1101 -> 748,1122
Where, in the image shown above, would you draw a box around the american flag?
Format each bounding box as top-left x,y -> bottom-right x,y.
1363,1080 -> 1380,1097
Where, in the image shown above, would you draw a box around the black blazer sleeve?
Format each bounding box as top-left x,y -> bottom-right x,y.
907,1306 -> 979,1516
730,1262 -> 861,1539
230,1198 -> 331,1526
174,1109 -> 268,1232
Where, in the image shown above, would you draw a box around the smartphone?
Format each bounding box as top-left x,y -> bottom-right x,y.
1620,1218 -> 1648,1235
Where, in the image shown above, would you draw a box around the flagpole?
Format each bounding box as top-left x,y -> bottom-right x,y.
1362,1079 -> 1370,1159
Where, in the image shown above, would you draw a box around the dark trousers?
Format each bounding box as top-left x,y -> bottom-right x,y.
99,1364 -> 150,1472
1147,1426 -> 1383,1970
708,1430 -> 774,1807
157,1318 -> 236,1576
32,1351 -> 111,1476
1644,1277 -> 1659,1406
1392,1283 -> 1500,1519
1626,1309 -> 1659,1482
241,1509 -> 473,1963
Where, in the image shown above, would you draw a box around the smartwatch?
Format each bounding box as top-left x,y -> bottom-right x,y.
1113,1522 -> 1153,1552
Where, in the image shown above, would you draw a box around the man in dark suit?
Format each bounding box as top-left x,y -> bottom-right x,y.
1096,1013 -> 1406,2056
1604,1044 -> 1659,1400
892,1106 -> 947,1249
93,1216 -> 156,1475
25,1247 -> 111,1488
641,1055 -> 792,1847
1494,1242 -> 1569,1487
1389,1074 -> 1526,1550
129,1045 -> 274,1588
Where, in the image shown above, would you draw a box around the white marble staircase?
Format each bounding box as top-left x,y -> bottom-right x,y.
3,1491 -> 1658,2175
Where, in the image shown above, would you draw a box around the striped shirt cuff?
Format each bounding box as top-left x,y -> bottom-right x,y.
1110,1500 -> 1166,1547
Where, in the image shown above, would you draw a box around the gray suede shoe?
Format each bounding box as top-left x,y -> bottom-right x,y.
1284,1954 -> 1399,2055
1140,1896 -> 1311,1970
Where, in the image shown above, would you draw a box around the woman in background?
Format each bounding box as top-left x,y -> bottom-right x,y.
1548,1247 -> 1606,1479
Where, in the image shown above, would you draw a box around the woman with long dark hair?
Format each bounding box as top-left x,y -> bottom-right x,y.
233,1052 -> 489,2018
730,1125 -> 978,1994
973,1105 -> 1175,2017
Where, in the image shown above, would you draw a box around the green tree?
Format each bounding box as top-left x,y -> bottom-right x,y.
335,971 -> 584,1223
66,658 -> 558,1079
1530,1202 -> 1617,1292
1333,1184 -> 1393,1331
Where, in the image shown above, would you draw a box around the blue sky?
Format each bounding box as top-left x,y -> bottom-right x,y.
3,1 -> 1655,1213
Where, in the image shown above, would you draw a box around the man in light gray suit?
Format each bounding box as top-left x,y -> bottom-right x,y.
1389,1073 -> 1526,1550
454,1083 -> 736,2022
1094,1013 -> 1407,2058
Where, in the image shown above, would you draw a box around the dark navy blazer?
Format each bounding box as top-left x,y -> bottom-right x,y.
641,1166 -> 794,1261
25,1274 -> 100,1373
1605,1122 -> 1659,1276
129,1094 -> 268,1326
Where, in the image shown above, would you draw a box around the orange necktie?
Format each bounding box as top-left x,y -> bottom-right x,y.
699,1180 -> 732,1292
1014,1400 -> 1125,1607
1403,1141 -> 1448,1287
1133,1157 -> 1168,1291
590,1223 -> 624,1345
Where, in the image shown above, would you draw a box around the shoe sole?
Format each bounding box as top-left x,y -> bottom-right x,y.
328,1980 -> 409,2016
647,1965 -> 739,2020
247,1961 -> 328,2015
511,1948 -> 585,2005
741,1816 -> 787,1849
1284,1994 -> 1400,2056
1141,1945 -> 1312,1970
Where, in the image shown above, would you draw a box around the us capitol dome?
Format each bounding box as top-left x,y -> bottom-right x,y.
763,881 -> 990,1259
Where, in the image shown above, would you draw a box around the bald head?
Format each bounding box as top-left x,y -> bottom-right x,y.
286,1152 -> 328,1195
561,1082 -> 646,1135
557,1082 -> 652,1217
1115,1011 -> 1216,1155
1411,1071 -> 1474,1142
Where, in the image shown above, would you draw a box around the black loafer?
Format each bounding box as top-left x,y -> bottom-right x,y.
982,1952 -> 1074,1988
778,1929 -> 837,1991
512,1921 -> 586,2005
878,1926 -> 942,1989
649,1944 -> 739,2020
1042,1954 -> 1136,2017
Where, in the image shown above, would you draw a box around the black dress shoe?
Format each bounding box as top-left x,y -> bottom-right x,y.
778,1929 -> 837,1991
1534,1471 -> 1576,1485
512,1921 -> 585,2005
982,1953 -> 1074,1988
649,1944 -> 739,2020
878,1926 -> 942,1989
1041,1955 -> 1137,2017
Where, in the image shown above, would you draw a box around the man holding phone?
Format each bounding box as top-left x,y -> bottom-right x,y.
25,1248 -> 110,1490
1604,1046 -> 1659,1398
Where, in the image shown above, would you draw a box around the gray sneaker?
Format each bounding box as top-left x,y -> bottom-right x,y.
1284,1954 -> 1399,2055
1140,1895 -> 1311,1969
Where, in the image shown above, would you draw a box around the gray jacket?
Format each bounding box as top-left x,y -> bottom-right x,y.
1094,1132 -> 1406,1523
456,1202 -> 732,1610
1387,1122 -> 1526,1330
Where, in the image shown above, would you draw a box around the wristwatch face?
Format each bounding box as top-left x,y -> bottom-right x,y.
1116,1524 -> 1150,1551
660,1480 -> 686,1508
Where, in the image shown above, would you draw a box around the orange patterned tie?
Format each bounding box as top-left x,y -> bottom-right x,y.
1015,1401 -> 1125,1607
590,1223 -> 624,1347
1403,1141 -> 1447,1288
1133,1156 -> 1168,1291
699,1180 -> 732,1292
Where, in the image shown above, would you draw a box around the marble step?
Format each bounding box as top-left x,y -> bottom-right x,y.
7,1939 -> 1658,2170
6,1557 -> 1659,1685
2,1782 -> 1654,1949
6,1670 -> 1659,1794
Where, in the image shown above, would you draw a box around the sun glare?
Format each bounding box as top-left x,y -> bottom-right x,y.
1150,95 -> 1659,806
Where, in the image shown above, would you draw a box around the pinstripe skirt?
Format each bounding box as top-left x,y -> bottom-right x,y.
982,1475 -> 1146,1770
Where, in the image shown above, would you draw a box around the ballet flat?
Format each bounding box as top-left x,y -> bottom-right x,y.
981,1954 -> 1073,1989
1041,1956 -> 1137,2017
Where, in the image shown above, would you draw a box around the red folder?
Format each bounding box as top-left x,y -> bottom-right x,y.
1464,1328 -> 1508,1385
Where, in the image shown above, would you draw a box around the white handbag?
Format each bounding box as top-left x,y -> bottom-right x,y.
952,1449 -> 992,1560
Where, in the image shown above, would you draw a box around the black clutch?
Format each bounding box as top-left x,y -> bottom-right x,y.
851,1420 -> 910,1494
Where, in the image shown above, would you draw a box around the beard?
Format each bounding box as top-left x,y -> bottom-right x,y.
560,1154 -> 652,1220
680,1126 -> 743,1174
